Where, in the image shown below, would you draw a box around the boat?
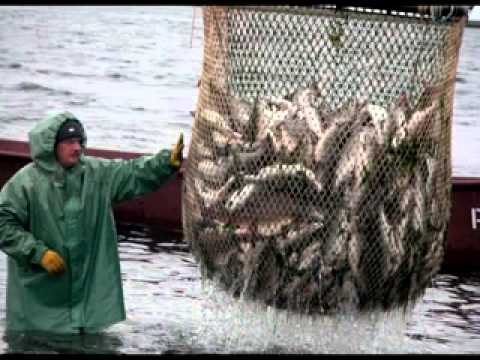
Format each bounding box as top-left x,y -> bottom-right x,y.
0,137 -> 478,273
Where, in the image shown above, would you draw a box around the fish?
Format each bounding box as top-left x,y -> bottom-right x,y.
392,91 -> 412,126
364,104 -> 396,145
413,81 -> 435,112
196,225 -> 238,271
345,128 -> 384,214
424,156 -> 448,230
210,129 -> 243,147
256,217 -> 294,237
278,124 -> 301,157
259,98 -> 299,151
405,100 -> 438,141
222,190 -> 309,224
419,232 -> 445,285
229,134 -> 277,173
243,162 -> 305,181
411,167 -> 428,233
337,272 -> 360,311
244,163 -> 322,193
333,124 -> 377,194
199,109 -> 236,138
313,101 -> 362,183
239,240 -> 274,298
292,86 -> 327,139
322,208 -> 350,271
194,176 -> 238,209
298,242 -> 322,271
198,107 -> 244,148
194,139 -> 214,159
242,97 -> 263,143
197,156 -> 235,184
224,183 -> 256,214
347,229 -> 363,288
188,82 -> 449,313
288,251 -> 299,268
378,206 -> 406,276
391,99 -> 438,148
276,220 -> 324,251
229,95 -> 254,134
292,86 -> 318,108
277,114 -> 316,163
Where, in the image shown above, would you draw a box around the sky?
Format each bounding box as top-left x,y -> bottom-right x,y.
471,6 -> 479,20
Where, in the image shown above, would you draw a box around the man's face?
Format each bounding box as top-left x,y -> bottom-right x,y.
55,137 -> 83,168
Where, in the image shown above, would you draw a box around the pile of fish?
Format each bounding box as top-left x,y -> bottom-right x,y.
185,83 -> 450,313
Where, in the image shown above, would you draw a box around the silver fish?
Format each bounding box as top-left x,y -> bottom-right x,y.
298,242 -> 322,271
322,208 -> 350,271
239,240 -> 269,296
288,251 -> 299,268
256,217 -> 294,237
194,140 -> 214,159
411,167 -> 428,233
379,206 -> 406,276
199,109 -> 236,138
243,163 -> 322,195
337,272 -> 360,310
196,225 -> 237,268
276,220 -> 324,251
364,104 -> 396,145
420,233 -> 444,284
211,129 -> 243,147
313,102 -> 360,176
347,229 -> 363,287
243,97 -> 281,145
391,100 -> 438,147
292,86 -> 327,139
390,92 -> 410,130
333,125 -> 377,192
230,134 -> 277,173
405,100 -> 438,140
222,190 -> 307,224
197,156 -> 235,184
224,183 -> 256,214
347,128 -> 383,212
230,95 -> 254,134
425,156 -> 448,230
194,176 -> 238,209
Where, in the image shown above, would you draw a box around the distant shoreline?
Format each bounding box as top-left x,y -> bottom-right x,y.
467,20 -> 480,28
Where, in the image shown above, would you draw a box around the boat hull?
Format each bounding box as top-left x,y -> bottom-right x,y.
0,138 -> 478,272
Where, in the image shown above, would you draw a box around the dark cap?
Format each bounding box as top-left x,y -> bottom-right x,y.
56,119 -> 84,145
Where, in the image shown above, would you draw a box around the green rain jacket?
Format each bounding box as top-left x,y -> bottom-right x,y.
0,111 -> 178,334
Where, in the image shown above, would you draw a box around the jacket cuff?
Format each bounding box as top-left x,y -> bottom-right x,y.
31,244 -> 49,265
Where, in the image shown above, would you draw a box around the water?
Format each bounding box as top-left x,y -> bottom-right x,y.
0,6 -> 480,354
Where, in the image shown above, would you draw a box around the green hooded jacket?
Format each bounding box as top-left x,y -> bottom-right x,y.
0,111 -> 178,334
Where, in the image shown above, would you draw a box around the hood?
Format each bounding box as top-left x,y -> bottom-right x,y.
28,111 -> 87,173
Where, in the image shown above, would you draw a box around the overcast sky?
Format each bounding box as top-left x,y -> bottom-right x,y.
471,6 -> 479,20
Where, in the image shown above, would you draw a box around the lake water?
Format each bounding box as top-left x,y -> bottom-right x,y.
0,6 -> 480,354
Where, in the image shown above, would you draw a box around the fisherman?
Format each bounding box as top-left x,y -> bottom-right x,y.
0,111 -> 184,335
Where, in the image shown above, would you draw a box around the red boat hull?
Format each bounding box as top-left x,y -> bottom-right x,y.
0,138 -> 478,272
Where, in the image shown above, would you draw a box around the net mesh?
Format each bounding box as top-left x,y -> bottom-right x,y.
183,6 -> 466,313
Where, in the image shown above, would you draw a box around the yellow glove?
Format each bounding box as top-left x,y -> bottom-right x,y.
40,250 -> 66,276
170,133 -> 184,169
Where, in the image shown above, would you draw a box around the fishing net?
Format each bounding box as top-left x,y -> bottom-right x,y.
183,6 -> 467,313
